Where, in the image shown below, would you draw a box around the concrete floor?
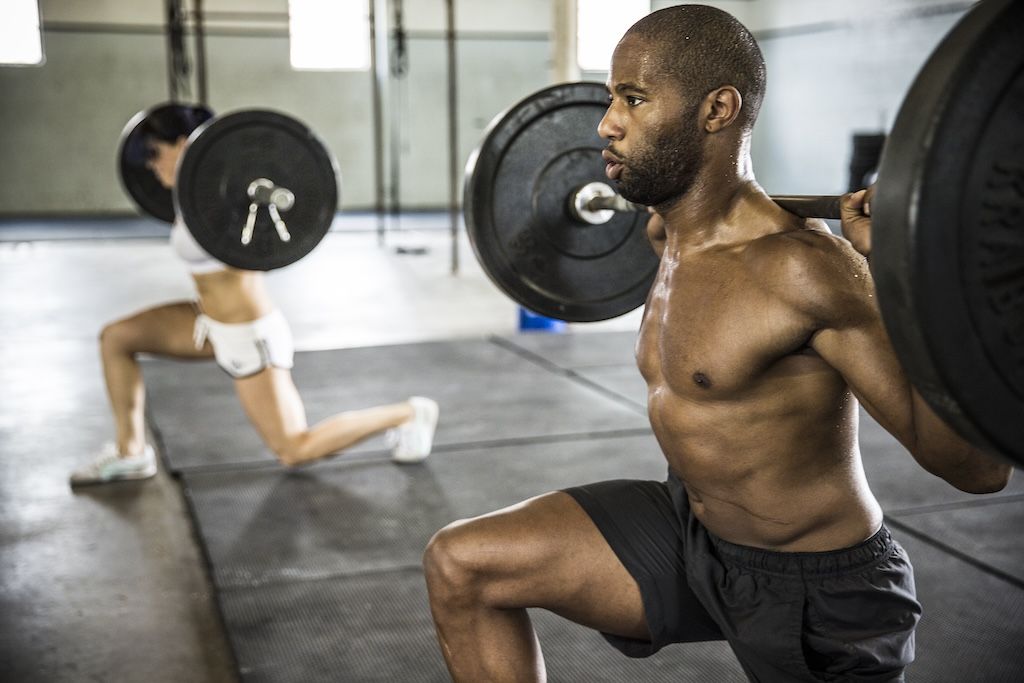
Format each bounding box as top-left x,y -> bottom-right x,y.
0,216 -> 638,682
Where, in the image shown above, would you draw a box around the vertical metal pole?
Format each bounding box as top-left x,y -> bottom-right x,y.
389,0 -> 405,235
445,0 -> 459,274
165,0 -> 178,101
193,0 -> 208,105
370,0 -> 387,245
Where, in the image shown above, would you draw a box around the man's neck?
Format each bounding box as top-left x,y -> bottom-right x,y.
657,146 -> 772,252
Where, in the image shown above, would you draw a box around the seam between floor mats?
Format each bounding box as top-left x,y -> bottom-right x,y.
888,493 -> 1024,518
488,335 -> 647,416
174,466 -> 245,679
212,562 -> 429,594
883,515 -> 1024,591
167,427 -> 657,477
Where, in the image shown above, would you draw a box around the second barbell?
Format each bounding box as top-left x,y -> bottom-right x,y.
118,103 -> 340,271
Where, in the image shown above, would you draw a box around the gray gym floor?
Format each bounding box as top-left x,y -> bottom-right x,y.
2,216 -> 1022,682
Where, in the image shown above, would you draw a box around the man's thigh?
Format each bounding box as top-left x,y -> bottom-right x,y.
564,479 -> 724,657
439,489 -> 651,642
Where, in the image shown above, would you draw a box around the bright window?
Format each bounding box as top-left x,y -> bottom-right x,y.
577,0 -> 650,72
289,0 -> 371,71
0,0 -> 44,66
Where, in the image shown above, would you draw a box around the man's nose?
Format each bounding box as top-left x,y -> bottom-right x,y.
597,106 -> 622,141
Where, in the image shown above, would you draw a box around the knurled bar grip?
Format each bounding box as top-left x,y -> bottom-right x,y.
769,195 -> 842,219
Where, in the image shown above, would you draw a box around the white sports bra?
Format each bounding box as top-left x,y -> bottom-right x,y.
170,217 -> 229,275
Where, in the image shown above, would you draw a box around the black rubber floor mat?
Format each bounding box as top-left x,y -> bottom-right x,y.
145,337 -> 648,472
216,566 -> 748,683
154,334 -> 1024,681
182,433 -> 665,590
496,330 -> 639,369
896,533 -> 1024,681
889,498 -> 1024,586
214,530 -> 1024,682
858,407 -> 1024,510
573,364 -> 648,407
209,528 -> 1024,683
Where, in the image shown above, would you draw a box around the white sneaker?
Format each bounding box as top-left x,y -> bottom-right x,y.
70,443 -> 157,486
388,397 -> 439,464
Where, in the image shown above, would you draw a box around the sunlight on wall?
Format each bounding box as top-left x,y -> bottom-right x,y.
0,0 -> 44,66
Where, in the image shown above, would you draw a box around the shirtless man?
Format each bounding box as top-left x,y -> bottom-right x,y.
422,6 -> 1012,682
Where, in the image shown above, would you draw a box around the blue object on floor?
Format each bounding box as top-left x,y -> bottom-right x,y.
518,307 -> 567,333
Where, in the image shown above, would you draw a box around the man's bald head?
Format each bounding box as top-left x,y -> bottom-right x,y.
622,5 -> 766,133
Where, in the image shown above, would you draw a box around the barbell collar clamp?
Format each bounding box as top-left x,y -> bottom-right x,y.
268,203 -> 292,242
270,187 -> 295,212
586,192 -> 643,215
247,178 -> 275,204
571,182 -> 635,225
242,178 -> 295,245
247,178 -> 294,211
242,203 -> 258,245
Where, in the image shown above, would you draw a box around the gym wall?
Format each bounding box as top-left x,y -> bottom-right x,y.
0,0 -> 968,217
648,0 -> 971,197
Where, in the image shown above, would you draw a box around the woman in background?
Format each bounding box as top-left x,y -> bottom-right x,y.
71,106 -> 438,485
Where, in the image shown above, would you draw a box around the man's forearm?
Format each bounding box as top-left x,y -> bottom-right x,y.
908,388 -> 1013,493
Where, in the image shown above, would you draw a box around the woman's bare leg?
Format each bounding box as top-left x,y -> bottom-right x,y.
99,301 -> 213,456
233,368 -> 414,466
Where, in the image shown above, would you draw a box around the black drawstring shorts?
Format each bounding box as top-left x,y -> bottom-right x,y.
563,474 -> 921,682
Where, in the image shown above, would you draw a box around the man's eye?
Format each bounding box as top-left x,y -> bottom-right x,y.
626,96 -> 643,106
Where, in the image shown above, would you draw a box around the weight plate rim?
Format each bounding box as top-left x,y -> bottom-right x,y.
465,83 -> 610,311
919,6 -> 1024,459
872,0 -> 1023,460
117,102 -> 210,224
464,82 -> 658,322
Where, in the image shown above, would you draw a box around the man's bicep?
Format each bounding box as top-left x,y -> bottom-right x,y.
794,242 -> 1011,491
814,305 -> 1013,491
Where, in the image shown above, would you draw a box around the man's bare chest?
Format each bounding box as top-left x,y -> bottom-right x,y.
636,262 -> 815,396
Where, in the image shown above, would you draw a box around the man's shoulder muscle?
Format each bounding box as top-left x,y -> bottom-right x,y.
745,226 -> 875,328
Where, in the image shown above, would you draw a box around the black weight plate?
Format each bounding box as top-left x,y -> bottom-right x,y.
464,82 -> 657,322
175,110 -> 339,271
117,102 -> 213,223
872,0 -> 1024,463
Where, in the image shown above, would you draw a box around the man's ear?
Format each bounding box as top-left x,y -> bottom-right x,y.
702,86 -> 742,133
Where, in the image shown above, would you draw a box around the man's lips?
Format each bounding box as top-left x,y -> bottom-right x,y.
602,149 -> 624,181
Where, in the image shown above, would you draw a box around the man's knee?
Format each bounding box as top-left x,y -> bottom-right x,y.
424,520 -> 489,605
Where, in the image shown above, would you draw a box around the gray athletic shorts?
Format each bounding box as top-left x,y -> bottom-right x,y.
563,473 -> 921,682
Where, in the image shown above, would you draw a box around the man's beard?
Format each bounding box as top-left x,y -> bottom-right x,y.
615,115 -> 704,208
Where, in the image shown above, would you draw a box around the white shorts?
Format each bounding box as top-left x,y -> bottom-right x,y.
193,309 -> 295,379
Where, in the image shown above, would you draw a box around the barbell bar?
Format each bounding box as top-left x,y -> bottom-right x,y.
573,188 -> 843,223
579,191 -> 842,222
